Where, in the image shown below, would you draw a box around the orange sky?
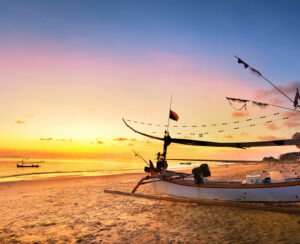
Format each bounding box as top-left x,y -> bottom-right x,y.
1,1 -> 300,161
0,46 -> 298,161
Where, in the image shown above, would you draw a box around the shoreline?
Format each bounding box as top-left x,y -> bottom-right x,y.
1,161 -> 300,185
0,172 -> 146,186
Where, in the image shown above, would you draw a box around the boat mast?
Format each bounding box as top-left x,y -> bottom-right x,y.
162,95 -> 173,162
162,130 -> 171,161
166,95 -> 173,133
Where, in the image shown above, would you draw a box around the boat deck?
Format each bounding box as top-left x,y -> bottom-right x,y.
164,172 -> 300,185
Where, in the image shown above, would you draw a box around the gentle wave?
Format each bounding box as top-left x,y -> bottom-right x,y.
0,168 -> 143,179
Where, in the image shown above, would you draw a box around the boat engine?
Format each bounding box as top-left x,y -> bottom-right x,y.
292,132 -> 300,149
192,164 -> 211,184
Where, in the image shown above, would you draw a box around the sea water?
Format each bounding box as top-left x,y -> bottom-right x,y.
0,157 -> 223,182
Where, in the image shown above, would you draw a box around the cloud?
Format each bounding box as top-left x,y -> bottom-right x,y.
113,137 -> 128,141
40,138 -> 73,142
255,89 -> 276,100
25,114 -> 35,118
40,137 -> 53,141
112,137 -> 153,144
16,120 -> 26,124
231,111 -> 249,118
241,132 -> 249,136
0,155 -> 23,158
255,81 -> 300,102
279,81 -> 300,94
283,120 -> 300,128
257,136 -> 281,140
282,111 -> 300,128
224,134 -> 232,138
55,139 -> 72,142
97,141 -> 104,144
264,123 -> 280,130
268,98 -> 284,105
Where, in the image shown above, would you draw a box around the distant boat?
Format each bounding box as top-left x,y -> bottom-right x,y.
179,162 -> 192,165
17,159 -> 44,168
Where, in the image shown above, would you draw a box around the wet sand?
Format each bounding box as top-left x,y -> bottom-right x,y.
1,163 -> 300,243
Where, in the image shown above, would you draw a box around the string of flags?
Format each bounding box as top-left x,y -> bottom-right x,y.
126,111 -> 282,128
227,97 -> 268,111
235,56 -> 299,109
226,97 -> 300,113
195,116 -> 289,137
125,115 -> 289,138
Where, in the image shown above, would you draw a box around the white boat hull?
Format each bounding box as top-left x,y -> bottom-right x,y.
152,180 -> 300,202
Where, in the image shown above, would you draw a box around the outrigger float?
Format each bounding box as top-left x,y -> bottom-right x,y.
123,118 -> 300,203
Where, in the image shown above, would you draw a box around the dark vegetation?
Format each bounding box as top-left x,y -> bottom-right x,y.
263,152 -> 299,162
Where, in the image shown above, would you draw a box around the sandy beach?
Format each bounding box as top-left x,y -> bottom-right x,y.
1,163 -> 300,243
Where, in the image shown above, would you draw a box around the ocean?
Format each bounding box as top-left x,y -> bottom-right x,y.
0,157 -> 219,182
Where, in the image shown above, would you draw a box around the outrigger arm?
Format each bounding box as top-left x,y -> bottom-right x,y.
123,119 -> 300,149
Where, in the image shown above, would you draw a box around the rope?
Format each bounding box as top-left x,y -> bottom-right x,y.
126,116 -> 290,138
234,56 -> 295,104
126,112 -> 283,129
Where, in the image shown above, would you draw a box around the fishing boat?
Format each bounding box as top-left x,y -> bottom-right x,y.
121,57 -> 300,202
17,159 -> 44,168
124,118 -> 300,202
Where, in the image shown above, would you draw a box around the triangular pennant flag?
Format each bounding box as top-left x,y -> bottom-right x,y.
235,56 -> 249,69
169,110 -> 179,121
250,67 -> 262,76
294,88 -> 300,108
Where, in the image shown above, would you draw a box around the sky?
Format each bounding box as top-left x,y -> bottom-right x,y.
0,0 -> 300,160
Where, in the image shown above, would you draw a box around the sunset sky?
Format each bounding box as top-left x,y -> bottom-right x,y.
1,0 -> 300,160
